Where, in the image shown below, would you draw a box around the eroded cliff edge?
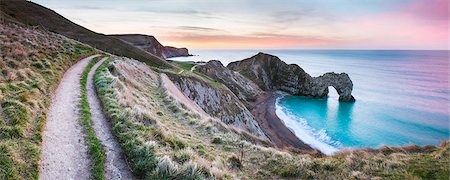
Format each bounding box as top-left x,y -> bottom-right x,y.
227,52 -> 355,102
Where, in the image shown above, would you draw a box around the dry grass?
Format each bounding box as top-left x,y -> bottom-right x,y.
0,21 -> 95,179
95,56 -> 450,179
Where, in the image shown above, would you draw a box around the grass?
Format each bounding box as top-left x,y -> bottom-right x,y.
0,21 -> 96,179
172,61 -> 195,71
79,56 -> 106,180
94,59 -> 216,179
94,60 -> 159,178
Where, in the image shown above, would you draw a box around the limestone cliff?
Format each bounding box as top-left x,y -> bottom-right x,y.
109,34 -> 191,59
227,52 -> 355,102
165,73 -> 268,139
195,60 -> 263,106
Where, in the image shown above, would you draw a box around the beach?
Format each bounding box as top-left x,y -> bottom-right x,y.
251,92 -> 314,152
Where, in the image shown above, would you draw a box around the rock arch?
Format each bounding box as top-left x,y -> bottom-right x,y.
227,52 -> 356,102
309,72 -> 355,102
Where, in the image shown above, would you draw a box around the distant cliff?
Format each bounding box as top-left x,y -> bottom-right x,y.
110,34 -> 191,59
227,52 -> 355,102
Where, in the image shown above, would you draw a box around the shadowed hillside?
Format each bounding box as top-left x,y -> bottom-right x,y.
0,0 -> 174,69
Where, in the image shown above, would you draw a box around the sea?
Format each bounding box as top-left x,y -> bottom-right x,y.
169,49 -> 450,155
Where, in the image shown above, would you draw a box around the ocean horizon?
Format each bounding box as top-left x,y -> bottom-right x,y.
171,49 -> 450,154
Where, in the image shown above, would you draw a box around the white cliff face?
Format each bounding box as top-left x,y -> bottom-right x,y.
228,52 -> 355,102
166,73 -> 268,140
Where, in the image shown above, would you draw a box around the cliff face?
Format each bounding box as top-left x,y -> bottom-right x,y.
110,34 -> 191,59
164,46 -> 190,58
165,73 -> 268,139
228,52 -> 355,102
195,60 -> 263,106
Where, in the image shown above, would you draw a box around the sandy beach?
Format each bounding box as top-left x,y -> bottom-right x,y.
251,92 -> 315,152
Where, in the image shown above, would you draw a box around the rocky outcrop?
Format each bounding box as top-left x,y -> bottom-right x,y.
165,73 -> 268,140
227,53 -> 355,102
110,34 -> 191,59
196,60 -> 263,106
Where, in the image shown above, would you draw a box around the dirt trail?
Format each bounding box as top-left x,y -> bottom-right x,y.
87,58 -> 134,179
40,54 -> 100,180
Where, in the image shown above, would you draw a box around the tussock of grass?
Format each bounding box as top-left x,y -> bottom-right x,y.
0,21 -> 96,179
79,56 -> 106,180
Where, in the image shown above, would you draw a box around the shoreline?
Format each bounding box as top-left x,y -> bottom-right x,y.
251,92 -> 316,153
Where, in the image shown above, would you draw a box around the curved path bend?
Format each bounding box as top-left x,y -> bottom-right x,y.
40,54 -> 100,179
87,58 -> 133,179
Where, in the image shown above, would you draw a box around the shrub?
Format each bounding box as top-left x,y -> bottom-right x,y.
212,136 -> 223,144
31,61 -> 44,69
228,156 -> 242,170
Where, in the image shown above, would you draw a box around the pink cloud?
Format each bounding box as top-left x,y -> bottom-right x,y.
158,33 -> 341,49
403,0 -> 449,21
341,0 -> 448,49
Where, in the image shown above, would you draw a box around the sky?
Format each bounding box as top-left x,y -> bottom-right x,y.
31,0 -> 449,50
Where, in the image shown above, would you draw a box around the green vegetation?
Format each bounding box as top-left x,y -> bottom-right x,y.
212,136 -> 223,144
95,59 -> 216,179
173,61 -> 195,71
95,60 -> 159,178
79,56 -> 106,180
0,22 -> 95,179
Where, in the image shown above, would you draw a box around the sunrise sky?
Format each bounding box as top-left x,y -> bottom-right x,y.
32,0 -> 449,50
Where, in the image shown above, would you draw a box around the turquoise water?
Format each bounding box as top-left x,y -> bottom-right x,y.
170,50 -> 450,154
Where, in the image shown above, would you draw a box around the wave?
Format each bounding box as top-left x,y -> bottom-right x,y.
275,95 -> 340,155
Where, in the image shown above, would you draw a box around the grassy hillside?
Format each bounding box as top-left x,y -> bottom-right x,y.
95,57 -> 450,179
0,0 -> 174,69
0,20 -> 96,179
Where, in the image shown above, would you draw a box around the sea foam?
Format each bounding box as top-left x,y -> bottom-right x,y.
275,95 -> 340,155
